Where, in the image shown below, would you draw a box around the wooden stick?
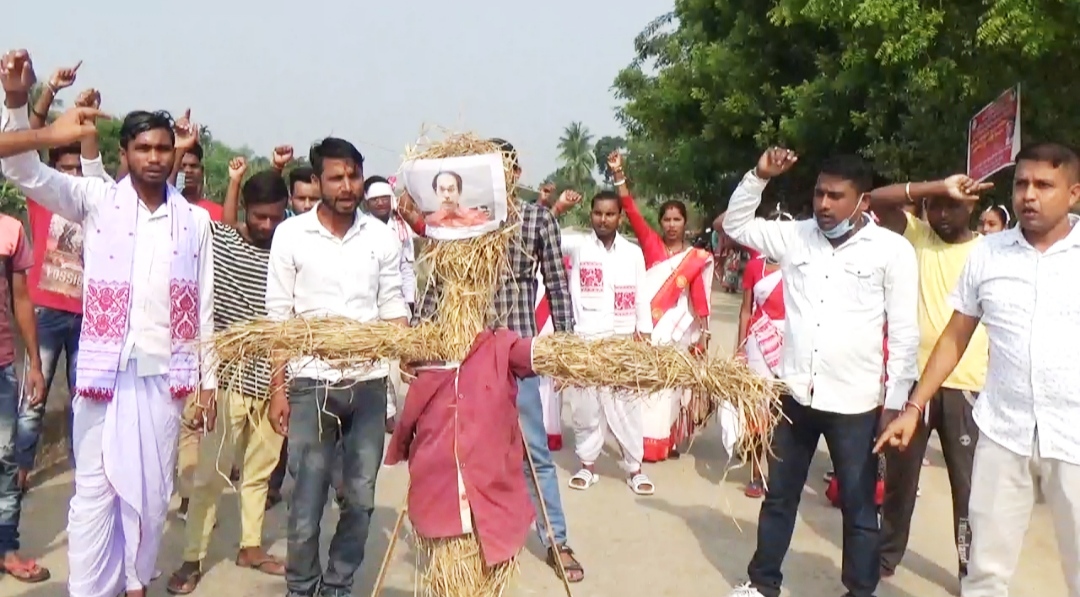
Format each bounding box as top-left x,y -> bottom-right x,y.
521,421 -> 574,597
370,489 -> 409,597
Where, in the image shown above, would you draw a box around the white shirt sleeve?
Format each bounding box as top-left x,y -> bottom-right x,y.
1,104 -> 106,224
196,213 -> 216,390
722,170 -> 798,262
948,245 -> 985,319
634,247 -> 653,334
399,235 -> 417,304
80,154 -> 116,184
265,226 -> 296,322
377,232 -> 410,321
882,239 -> 920,410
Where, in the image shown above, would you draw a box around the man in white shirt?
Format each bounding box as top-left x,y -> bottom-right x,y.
562,191 -> 654,495
878,142 -> 1080,597
723,148 -> 919,597
1,50 -> 216,597
264,137 -> 409,597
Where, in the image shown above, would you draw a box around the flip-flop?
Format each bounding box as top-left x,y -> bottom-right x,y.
567,469 -> 598,490
627,473 -> 655,496
166,566 -> 202,595
0,558 -> 50,583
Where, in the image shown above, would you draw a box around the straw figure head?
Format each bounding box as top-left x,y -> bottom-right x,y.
404,133 -> 525,360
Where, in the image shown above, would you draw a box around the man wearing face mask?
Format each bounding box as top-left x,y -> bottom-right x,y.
722,148 -> 919,597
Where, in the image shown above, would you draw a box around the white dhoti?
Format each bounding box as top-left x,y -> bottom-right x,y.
569,386 -> 644,473
539,377 -> 564,451
68,367 -> 183,597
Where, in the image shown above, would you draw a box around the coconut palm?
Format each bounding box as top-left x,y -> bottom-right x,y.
557,122 -> 596,191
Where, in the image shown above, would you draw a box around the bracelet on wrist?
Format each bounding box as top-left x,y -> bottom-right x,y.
903,400 -> 924,417
904,182 -> 913,202
613,179 -> 627,186
31,110 -> 47,120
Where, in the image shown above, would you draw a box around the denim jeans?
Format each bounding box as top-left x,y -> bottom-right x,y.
517,375 -> 568,547
748,395 -> 880,597
0,364 -> 25,553
286,377 -> 386,597
16,306 -> 80,470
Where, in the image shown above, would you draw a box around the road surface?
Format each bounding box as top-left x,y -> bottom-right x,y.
5,292 -> 1066,597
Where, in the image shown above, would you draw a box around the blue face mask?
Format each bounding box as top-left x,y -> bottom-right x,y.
818,196 -> 865,240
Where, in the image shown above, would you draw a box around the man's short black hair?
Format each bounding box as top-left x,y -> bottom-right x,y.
818,154 -> 875,195
1016,142 -> 1080,183
309,137 -> 364,177
288,166 -> 315,193
47,142 -> 81,166
242,170 -> 289,206
432,171 -> 463,193
119,110 -> 175,150
489,137 -> 519,171
591,189 -> 622,211
186,141 -> 203,162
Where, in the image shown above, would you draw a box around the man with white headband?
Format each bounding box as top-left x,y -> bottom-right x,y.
364,176 -> 416,314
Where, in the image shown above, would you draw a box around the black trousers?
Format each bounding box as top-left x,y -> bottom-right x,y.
880,388 -> 978,577
747,396 -> 881,597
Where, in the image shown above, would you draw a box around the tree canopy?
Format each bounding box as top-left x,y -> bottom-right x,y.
614,0 -> 1080,213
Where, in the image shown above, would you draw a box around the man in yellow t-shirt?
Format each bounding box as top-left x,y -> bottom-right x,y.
869,174 -> 992,586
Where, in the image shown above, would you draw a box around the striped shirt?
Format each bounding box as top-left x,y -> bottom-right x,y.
212,222 -> 271,397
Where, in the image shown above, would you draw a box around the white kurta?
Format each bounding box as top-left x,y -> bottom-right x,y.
563,232 -> 651,471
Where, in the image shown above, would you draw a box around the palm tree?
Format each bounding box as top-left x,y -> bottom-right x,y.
557,122 -> 596,190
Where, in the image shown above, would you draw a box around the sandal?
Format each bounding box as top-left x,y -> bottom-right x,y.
546,544 -> 584,583
567,468 -> 598,490
166,565 -> 203,595
235,551 -> 286,576
0,557 -> 50,583
627,473 -> 655,496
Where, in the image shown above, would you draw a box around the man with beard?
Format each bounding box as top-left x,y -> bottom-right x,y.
167,159 -> 289,594
265,137 -> 409,597
1,49 -> 215,597
868,174 -> 992,586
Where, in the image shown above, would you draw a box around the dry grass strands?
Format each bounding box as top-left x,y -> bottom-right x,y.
531,334 -> 784,465
414,534 -> 517,597
403,132 -> 525,361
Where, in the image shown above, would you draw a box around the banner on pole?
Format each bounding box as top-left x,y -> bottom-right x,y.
967,85 -> 1021,182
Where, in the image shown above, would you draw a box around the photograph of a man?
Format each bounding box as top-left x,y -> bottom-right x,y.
425,170 -> 491,228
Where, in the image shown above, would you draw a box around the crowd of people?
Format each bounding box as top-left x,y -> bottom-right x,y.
0,45 -> 1076,597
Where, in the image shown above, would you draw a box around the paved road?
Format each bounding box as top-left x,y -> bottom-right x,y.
5,292 -> 1067,596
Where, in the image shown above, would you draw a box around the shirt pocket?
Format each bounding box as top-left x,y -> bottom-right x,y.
784,254 -> 813,296
841,260 -> 882,297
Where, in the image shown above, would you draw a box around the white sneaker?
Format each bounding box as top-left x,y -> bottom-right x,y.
728,582 -> 766,597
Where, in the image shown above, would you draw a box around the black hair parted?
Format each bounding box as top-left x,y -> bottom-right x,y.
1016,142 -> 1080,182
591,189 -> 622,211
242,170 -> 289,206
47,142 -> 81,166
819,154 -> 875,195
288,166 -> 315,192
119,110 -> 175,150
309,137 -> 364,177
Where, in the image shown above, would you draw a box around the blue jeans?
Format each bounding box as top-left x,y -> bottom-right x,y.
0,364 -> 25,552
286,377 -> 386,597
747,396 -> 881,597
517,376 -> 568,547
16,306 -> 80,470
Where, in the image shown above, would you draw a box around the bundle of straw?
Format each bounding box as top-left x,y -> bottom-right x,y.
414,534 -> 516,597
404,133 -> 522,361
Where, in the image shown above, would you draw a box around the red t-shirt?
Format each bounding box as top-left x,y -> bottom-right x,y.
195,198 -> 224,221
27,200 -> 84,315
0,215 -> 34,366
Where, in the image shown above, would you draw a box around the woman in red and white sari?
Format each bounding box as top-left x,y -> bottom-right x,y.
735,233 -> 786,497
607,151 -> 713,462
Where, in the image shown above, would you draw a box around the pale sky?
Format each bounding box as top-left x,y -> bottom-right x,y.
8,0 -> 672,186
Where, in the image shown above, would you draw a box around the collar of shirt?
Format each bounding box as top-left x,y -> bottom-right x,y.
999,214 -> 1080,253
296,208 -> 370,241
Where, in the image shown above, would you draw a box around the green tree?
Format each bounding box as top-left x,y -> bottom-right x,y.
615,0 -> 1080,214
593,135 -> 626,183
556,122 -> 597,191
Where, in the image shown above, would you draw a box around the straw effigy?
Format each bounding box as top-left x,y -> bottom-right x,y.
213,132 -> 782,597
